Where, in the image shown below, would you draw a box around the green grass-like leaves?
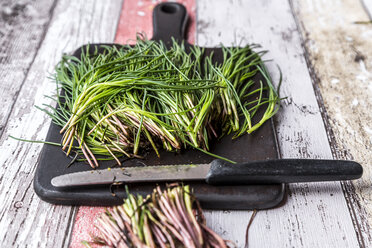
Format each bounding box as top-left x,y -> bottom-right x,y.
46,37 -> 281,167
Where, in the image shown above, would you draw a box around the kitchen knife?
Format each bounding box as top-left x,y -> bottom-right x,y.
51,159 -> 363,187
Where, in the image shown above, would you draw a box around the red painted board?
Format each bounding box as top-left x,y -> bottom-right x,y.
69,0 -> 196,247
114,0 -> 195,44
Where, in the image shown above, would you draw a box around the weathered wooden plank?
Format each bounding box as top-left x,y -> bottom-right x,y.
0,0 -> 57,139
0,0 -> 122,247
292,0 -> 372,246
197,0 -> 360,247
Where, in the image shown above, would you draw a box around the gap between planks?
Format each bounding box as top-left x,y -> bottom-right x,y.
292,0 -> 372,247
0,0 -> 122,247
68,0 -> 368,247
0,0 -> 366,247
68,0 -> 197,247
198,0 -> 361,247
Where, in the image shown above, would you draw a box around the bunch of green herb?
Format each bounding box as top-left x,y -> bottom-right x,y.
84,185 -> 230,248
45,37 -> 281,167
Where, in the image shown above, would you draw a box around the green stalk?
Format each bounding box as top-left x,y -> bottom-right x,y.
40,36 -> 282,167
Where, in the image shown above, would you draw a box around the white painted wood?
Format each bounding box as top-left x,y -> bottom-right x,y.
0,0 -> 122,247
0,0 -> 56,138
197,0 -> 360,247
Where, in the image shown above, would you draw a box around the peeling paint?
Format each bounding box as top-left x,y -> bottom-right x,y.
294,0 -> 372,245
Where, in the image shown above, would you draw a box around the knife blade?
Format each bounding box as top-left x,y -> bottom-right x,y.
51,159 -> 363,188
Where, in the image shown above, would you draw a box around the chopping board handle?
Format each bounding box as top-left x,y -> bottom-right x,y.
152,3 -> 188,46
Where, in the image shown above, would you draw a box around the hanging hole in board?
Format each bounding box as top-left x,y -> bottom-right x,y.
160,4 -> 178,14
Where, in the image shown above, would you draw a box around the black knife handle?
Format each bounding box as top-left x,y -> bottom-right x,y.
205,159 -> 363,185
152,2 -> 188,45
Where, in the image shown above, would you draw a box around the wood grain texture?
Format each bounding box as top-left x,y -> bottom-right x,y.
0,0 -> 56,140
197,0 -> 360,247
292,0 -> 372,246
0,0 -> 122,247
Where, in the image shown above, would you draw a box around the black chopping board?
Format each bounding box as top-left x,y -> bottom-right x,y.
34,2 -> 285,210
